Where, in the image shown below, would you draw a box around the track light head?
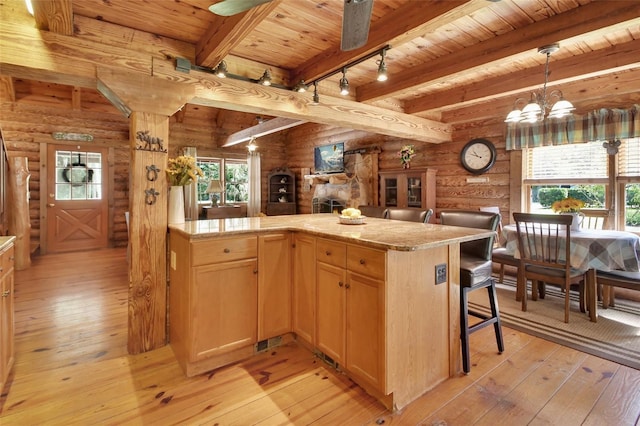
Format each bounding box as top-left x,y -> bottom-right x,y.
258,69 -> 272,86
214,61 -> 228,78
377,49 -> 388,81
312,82 -> 320,105
339,68 -> 349,95
294,80 -> 308,93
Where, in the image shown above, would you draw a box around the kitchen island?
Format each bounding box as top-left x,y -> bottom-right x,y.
168,214 -> 493,411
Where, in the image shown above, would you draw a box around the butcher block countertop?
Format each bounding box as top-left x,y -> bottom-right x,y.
168,213 -> 493,251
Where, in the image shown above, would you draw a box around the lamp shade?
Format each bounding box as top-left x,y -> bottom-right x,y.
206,180 -> 223,193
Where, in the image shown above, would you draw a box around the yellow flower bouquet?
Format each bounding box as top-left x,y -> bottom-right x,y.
551,197 -> 585,213
166,154 -> 204,186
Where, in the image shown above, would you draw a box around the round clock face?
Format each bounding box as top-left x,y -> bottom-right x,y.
460,138 -> 496,175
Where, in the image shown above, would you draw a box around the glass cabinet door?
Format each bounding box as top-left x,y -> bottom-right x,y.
383,177 -> 397,207
406,175 -> 422,207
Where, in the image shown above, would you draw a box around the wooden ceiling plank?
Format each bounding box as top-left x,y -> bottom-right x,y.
292,0 -> 483,84
196,0 -> 283,68
357,2 -> 640,103
223,117 -> 306,147
32,0 -> 73,35
149,59 -> 450,144
407,38 -> 640,113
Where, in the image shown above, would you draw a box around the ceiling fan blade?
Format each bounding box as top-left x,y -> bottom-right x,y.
341,0 -> 374,51
209,0 -> 273,16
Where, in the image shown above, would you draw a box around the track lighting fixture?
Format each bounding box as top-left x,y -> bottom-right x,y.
258,69 -> 272,86
505,44 -> 575,123
377,49 -> 387,82
339,68 -> 349,95
214,61 -> 228,78
294,80 -> 308,93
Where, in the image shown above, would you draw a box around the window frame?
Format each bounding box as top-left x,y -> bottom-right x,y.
196,156 -> 249,205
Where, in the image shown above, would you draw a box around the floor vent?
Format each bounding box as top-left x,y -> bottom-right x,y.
255,336 -> 282,353
315,350 -> 340,370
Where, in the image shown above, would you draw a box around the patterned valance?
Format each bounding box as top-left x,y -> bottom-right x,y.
506,104 -> 640,150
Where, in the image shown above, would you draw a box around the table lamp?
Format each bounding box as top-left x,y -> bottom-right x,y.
206,180 -> 223,207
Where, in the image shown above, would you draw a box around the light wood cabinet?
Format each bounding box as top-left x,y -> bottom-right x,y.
258,233 -> 292,340
292,233 -> 316,346
315,237 -> 386,392
169,233 -> 258,376
379,168 -> 437,221
0,241 -> 15,392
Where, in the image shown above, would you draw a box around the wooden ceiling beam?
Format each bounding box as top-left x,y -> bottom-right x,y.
357,2 -> 640,103
223,117 -> 306,147
31,0 -> 73,35
196,0 -> 282,68
151,60 -> 450,144
407,38 -> 640,114
291,0 -> 484,84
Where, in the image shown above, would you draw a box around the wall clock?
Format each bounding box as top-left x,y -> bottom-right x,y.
460,138 -> 497,175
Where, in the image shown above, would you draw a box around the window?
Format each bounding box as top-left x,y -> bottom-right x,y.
196,157 -> 248,204
523,138 -> 640,232
55,150 -> 102,200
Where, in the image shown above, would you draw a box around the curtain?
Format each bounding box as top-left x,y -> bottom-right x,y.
247,151 -> 261,217
506,104 -> 640,150
182,146 -> 198,221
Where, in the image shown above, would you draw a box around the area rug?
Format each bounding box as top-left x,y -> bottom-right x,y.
468,276 -> 640,370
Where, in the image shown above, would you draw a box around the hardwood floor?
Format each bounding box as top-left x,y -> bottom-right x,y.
1,247 -> 639,425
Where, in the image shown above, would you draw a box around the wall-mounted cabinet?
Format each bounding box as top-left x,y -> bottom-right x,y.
379,169 -> 437,221
266,168 -> 296,216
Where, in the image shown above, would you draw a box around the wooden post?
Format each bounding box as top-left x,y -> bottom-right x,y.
127,112 -> 169,354
7,157 -> 31,270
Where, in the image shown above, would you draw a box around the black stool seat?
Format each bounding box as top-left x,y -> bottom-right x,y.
440,210 -> 504,374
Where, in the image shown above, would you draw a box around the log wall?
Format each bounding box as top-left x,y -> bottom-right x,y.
1,78 -> 515,252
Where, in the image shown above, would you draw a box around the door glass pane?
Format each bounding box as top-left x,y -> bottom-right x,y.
625,183 -> 640,232
384,178 -> 397,207
407,176 -> 422,207
55,150 -> 102,200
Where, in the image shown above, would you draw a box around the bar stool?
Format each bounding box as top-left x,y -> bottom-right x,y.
440,210 -> 504,374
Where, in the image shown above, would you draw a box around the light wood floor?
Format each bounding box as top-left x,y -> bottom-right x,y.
1,248 -> 640,425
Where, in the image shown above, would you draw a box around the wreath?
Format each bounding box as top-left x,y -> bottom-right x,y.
62,154 -> 94,186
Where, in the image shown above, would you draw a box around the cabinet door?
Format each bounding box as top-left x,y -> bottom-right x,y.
258,233 -> 291,340
316,262 -> 346,365
405,173 -> 424,208
293,234 -> 315,345
346,271 -> 385,392
0,246 -> 14,390
381,176 -> 398,207
192,259 -> 257,361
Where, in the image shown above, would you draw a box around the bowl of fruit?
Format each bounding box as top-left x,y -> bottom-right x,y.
338,208 -> 366,225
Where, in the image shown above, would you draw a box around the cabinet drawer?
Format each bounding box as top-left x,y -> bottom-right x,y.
191,237 -> 257,266
0,244 -> 14,276
347,245 -> 385,280
316,238 -> 346,268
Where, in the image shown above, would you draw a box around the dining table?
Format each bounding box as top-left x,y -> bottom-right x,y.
500,224 -> 640,321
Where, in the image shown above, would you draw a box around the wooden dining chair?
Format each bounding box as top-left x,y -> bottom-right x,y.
512,212 -> 590,323
479,206 -> 519,283
385,207 -> 433,223
595,269 -> 640,309
580,208 -> 610,230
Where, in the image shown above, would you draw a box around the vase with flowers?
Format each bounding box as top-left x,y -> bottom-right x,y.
399,144 -> 416,169
166,154 -> 203,223
551,197 -> 585,231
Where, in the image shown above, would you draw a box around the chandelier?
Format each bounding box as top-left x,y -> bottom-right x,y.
505,44 -> 575,124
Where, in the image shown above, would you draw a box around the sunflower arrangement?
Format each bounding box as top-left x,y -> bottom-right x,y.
551,197 -> 585,213
166,154 -> 204,186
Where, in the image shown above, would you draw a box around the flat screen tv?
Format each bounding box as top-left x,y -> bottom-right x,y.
314,142 -> 344,174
